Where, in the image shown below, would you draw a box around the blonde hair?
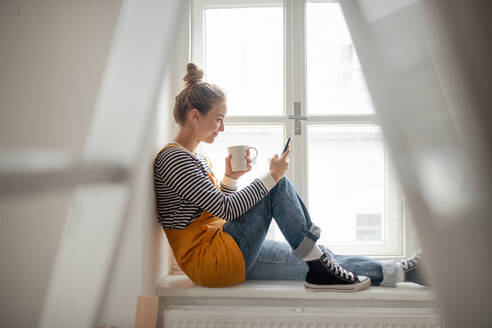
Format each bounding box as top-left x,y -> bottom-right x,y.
173,63 -> 226,126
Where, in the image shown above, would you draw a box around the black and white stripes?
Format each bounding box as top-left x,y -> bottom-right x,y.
154,144 -> 270,230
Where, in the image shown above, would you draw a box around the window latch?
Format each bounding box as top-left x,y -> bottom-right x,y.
288,102 -> 307,135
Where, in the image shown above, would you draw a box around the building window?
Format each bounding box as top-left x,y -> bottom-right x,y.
356,214 -> 382,241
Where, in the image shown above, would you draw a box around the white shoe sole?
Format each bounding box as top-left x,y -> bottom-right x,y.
304,275 -> 371,292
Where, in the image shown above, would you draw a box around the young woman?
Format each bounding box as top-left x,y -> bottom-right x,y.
153,63 -> 425,291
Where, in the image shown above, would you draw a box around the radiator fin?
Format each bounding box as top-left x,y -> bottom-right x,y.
164,308 -> 441,328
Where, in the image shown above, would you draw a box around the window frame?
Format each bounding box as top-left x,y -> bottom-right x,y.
167,0 -> 412,274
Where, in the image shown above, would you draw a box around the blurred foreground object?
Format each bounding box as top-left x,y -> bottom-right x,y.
29,0 -> 187,327
341,0 -> 492,326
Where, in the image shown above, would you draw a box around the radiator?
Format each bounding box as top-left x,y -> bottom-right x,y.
163,306 -> 442,328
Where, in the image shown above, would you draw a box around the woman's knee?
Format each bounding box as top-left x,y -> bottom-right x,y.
272,176 -> 293,193
279,176 -> 292,186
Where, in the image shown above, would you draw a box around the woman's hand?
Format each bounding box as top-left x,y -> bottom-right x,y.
225,149 -> 252,180
269,146 -> 290,183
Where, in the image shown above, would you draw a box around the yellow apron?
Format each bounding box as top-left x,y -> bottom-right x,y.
155,144 -> 246,287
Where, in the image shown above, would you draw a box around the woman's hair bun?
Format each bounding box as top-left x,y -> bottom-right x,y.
183,63 -> 204,86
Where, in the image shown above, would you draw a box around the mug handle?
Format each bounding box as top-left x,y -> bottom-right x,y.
247,147 -> 258,163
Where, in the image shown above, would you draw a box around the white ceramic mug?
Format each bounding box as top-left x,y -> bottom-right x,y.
227,145 -> 258,172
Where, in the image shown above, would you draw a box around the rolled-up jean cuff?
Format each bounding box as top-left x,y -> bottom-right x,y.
380,260 -> 398,287
291,224 -> 321,259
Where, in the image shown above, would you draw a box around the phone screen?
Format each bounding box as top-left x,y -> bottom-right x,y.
282,137 -> 291,155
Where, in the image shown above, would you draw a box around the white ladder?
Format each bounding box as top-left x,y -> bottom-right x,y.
0,0 -> 184,326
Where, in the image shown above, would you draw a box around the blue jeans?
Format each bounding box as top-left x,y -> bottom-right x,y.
223,177 -> 389,286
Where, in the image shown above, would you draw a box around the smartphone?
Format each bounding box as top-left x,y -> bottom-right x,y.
282,137 -> 291,155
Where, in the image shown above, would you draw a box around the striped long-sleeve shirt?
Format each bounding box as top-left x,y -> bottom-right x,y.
154,143 -> 276,230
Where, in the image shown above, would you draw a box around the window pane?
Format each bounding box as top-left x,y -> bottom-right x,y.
308,125 -> 385,243
205,8 -> 283,116
200,125 -> 284,190
306,3 -> 374,115
356,214 -> 382,241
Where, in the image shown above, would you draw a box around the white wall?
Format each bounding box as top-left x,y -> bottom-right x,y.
0,1 -> 175,327
0,0 -> 120,151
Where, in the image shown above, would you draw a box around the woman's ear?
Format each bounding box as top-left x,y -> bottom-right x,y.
188,108 -> 200,123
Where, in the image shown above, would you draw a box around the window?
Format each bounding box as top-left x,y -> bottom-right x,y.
190,0 -> 403,256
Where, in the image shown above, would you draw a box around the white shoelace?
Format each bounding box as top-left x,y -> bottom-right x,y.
320,248 -> 356,281
401,250 -> 422,270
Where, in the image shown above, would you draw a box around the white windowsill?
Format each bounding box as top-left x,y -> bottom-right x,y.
158,274 -> 436,303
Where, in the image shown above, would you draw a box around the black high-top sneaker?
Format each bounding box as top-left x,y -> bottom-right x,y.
401,249 -> 427,286
304,251 -> 371,292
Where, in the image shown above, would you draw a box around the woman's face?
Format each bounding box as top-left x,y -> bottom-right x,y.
197,101 -> 227,144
